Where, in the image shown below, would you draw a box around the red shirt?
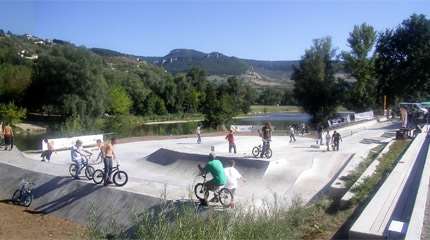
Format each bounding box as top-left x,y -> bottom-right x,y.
226,133 -> 235,144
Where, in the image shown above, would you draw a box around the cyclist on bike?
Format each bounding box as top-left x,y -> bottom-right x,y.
71,139 -> 91,179
198,153 -> 227,203
258,122 -> 272,157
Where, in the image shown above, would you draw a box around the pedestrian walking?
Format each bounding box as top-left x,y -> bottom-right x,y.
300,123 -> 306,136
332,131 -> 342,151
225,129 -> 237,154
196,125 -> 202,144
325,130 -> 331,151
3,123 -> 13,151
41,138 -> 55,162
289,125 -> 296,143
316,126 -> 323,145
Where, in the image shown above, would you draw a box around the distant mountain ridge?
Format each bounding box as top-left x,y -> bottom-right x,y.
91,47 -> 299,88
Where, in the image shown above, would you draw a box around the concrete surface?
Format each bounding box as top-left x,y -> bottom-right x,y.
0,120 -> 399,227
349,130 -> 429,239
405,132 -> 430,239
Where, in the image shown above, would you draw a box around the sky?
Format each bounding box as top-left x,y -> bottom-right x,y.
0,1 -> 428,60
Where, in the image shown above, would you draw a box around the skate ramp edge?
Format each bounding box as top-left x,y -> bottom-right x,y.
145,148 -> 270,170
0,162 -> 162,227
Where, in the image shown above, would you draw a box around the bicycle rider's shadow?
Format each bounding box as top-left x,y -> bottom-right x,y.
32,176 -> 74,200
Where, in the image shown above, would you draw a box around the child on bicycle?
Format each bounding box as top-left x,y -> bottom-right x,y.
198,153 -> 227,204
258,122 -> 272,157
70,139 -> 92,179
224,160 -> 246,208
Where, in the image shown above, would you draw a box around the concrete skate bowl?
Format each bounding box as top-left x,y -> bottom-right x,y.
144,148 -> 270,179
0,162 -> 162,227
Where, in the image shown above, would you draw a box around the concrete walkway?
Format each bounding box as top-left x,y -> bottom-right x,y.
1,121 -> 397,208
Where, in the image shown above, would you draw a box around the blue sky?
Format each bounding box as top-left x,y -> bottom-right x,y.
0,1 -> 428,60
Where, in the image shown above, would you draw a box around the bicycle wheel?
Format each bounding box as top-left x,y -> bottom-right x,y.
218,188 -> 234,207
252,147 -> 260,157
11,190 -> 20,204
92,169 -> 104,184
113,171 -> 128,187
194,183 -> 208,201
85,165 -> 95,180
69,164 -> 78,177
23,193 -> 33,207
265,148 -> 273,159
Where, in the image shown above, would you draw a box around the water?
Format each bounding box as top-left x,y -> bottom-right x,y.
15,113 -> 311,151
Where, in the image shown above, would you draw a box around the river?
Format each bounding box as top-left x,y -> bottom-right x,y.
14,112 -> 311,151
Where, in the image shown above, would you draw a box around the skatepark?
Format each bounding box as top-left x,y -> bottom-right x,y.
0,120 -> 398,227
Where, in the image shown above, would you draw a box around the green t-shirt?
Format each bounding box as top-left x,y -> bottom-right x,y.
204,159 -> 227,185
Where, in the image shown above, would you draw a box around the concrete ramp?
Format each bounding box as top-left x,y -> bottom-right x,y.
0,162 -> 161,227
145,148 -> 270,178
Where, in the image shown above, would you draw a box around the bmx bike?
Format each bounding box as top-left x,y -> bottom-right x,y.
194,173 -> 233,207
69,153 -> 96,180
92,165 -> 128,186
252,141 -> 273,159
11,180 -> 34,207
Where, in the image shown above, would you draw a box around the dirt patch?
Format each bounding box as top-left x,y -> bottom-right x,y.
0,201 -> 86,240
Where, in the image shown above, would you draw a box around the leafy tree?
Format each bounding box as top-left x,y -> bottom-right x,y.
376,14 -> 430,105
107,86 -> 133,115
0,64 -> 32,102
257,87 -> 284,105
0,102 -> 26,124
293,37 -> 340,125
342,23 -> 377,111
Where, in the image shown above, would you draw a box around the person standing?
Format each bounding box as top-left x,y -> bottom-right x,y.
224,160 -> 246,208
196,125 -> 202,144
103,138 -> 117,186
316,126 -> 323,145
225,129 -> 237,154
3,123 -> 13,151
259,122 -> 272,157
325,130 -> 331,151
332,131 -> 342,151
41,138 -> 55,162
289,125 -> 296,143
300,123 -> 306,136
95,139 -> 105,164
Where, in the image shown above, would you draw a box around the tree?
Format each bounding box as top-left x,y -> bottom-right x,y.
293,37 -> 340,125
342,23 -> 377,111
107,86 -> 133,115
0,102 -> 26,124
375,14 -> 430,105
257,88 -> 284,105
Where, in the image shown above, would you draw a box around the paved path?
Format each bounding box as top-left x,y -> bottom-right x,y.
1,121 -> 397,207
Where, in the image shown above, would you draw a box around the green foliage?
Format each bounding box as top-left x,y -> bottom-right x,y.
257,88 -> 284,105
342,23 -> 377,111
351,140 -> 410,203
376,14 -> 430,104
0,102 -> 26,124
107,86 -> 133,115
201,83 -> 237,128
0,64 -> 32,102
292,37 -> 341,125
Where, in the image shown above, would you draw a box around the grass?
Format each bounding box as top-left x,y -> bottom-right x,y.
350,140 -> 411,203
86,140 -> 412,240
248,105 -> 302,114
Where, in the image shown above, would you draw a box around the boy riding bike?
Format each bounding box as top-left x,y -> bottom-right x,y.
197,153 -> 227,204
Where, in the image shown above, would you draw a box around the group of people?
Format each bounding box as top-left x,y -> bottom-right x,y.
70,137 -> 118,186
0,122 -> 14,151
317,127 -> 342,151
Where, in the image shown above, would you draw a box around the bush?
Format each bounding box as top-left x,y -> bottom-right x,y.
0,102 -> 26,124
